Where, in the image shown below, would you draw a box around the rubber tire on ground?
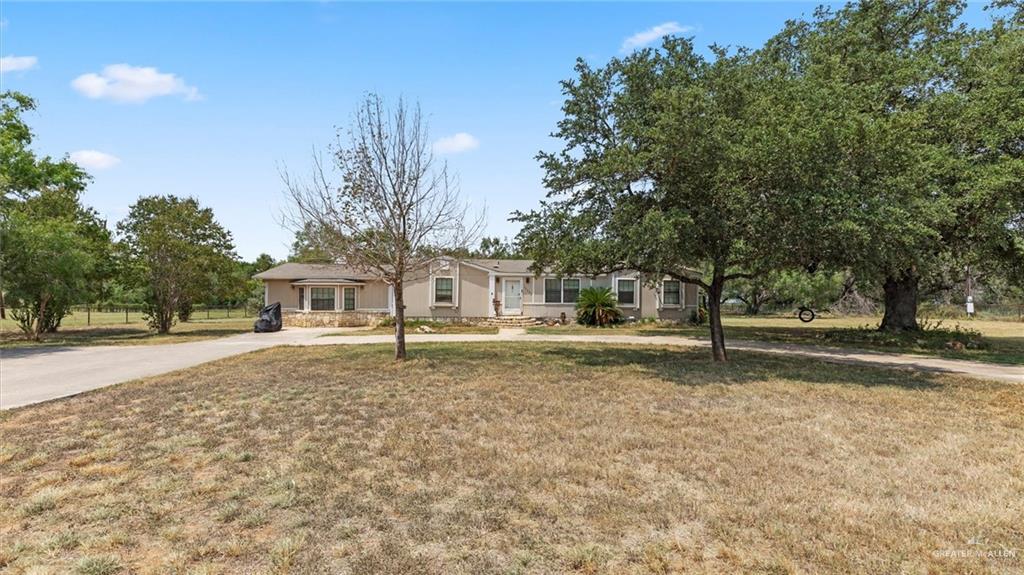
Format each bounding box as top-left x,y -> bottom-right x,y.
798,308 -> 815,323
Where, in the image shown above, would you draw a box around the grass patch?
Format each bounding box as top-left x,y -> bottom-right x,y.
528,316 -> 1024,364
0,317 -> 255,349
1,343 -> 1021,573
75,556 -> 122,575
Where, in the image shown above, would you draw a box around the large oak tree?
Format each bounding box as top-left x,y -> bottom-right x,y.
766,0 -> 1023,331
515,41 -> 822,361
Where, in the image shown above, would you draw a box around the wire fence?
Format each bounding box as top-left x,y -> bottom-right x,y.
77,304 -> 252,325
0,304 -> 253,327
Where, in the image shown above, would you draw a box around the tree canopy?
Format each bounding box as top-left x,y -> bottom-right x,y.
515,39 -> 815,360
117,195 -> 239,334
0,91 -> 113,339
516,1 -> 1023,360
763,0 -> 1024,330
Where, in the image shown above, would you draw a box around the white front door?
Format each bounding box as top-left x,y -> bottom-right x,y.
502,279 -> 523,315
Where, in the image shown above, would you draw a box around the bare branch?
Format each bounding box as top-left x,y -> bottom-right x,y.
280,94 -> 484,359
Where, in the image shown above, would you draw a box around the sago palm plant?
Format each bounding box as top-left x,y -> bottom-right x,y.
575,287 -> 623,327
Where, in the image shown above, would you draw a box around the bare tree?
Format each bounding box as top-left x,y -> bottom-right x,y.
283,94 -> 482,360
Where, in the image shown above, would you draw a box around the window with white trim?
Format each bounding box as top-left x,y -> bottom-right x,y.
434,277 -> 454,304
562,279 -> 580,303
544,277 -> 583,303
310,287 -> 335,311
616,278 -> 636,305
298,287 -> 305,310
544,278 -> 562,303
663,280 -> 681,306
343,287 -> 356,311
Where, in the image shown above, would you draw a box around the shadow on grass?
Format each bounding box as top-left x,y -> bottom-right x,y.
374,342 -> 949,391
635,325 -> 1024,366
539,345 -> 947,390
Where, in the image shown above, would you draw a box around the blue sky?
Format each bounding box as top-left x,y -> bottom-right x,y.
0,1 -> 996,261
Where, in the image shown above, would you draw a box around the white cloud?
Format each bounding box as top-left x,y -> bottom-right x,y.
70,150 -> 121,170
1,55 -> 38,74
621,21 -> 694,52
71,64 -> 201,103
433,132 -> 480,155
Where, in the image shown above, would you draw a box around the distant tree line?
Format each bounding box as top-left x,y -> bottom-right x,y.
0,91 -> 277,339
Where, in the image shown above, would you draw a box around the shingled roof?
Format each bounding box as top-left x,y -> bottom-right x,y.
252,262 -> 380,281
254,260 -> 543,280
255,259 -> 698,280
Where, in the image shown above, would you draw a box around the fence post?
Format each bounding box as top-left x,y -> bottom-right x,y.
207,308 -> 210,320
227,307 -> 230,318
125,307 -> 129,324
87,304 -> 91,326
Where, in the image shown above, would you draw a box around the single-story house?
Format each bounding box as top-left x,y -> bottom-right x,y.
254,259 -> 702,326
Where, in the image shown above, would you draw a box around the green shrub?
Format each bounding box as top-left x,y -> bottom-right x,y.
575,287 -> 623,327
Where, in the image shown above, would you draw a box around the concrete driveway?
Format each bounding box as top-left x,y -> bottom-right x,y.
0,328 -> 339,409
2,328 -> 1020,410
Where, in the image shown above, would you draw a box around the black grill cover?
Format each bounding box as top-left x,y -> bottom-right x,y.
253,302 -> 282,333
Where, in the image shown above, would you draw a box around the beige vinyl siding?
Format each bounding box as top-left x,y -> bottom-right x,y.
358,281 -> 390,310
398,263 -> 472,318
261,261 -> 703,321
686,282 -> 699,307
636,278 -> 701,321
523,302 -> 576,319
403,263 -> 492,319
522,275 -> 579,319
266,280 -> 300,310
266,279 -> 389,312
401,275 -> 432,317
457,263 -> 491,317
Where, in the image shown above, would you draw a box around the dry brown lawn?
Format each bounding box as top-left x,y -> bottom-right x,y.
1,343 -> 1022,574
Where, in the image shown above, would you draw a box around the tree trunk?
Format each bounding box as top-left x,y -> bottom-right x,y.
32,295 -> 49,342
158,301 -> 173,334
879,271 -> 920,332
707,273 -> 728,362
393,280 -> 407,360
746,294 -> 763,316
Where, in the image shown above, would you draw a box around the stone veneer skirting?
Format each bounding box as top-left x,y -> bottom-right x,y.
283,311 -> 390,328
